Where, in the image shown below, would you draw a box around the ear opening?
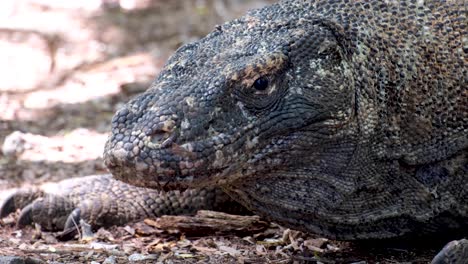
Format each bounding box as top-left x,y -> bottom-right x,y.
297,18 -> 354,61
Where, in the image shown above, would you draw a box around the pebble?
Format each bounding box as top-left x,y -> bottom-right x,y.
127,253 -> 159,262
0,256 -> 43,264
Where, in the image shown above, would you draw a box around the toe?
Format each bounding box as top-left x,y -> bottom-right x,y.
14,195 -> 75,231
0,194 -> 18,218
64,208 -> 82,230
0,189 -> 43,218
16,203 -> 34,227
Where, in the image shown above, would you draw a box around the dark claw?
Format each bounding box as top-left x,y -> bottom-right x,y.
0,189 -> 43,219
57,208 -> 82,241
0,194 -> 17,218
57,226 -> 79,241
64,208 -> 81,230
17,203 -> 34,228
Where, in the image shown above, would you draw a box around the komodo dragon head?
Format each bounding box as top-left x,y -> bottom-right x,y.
104,4 -> 361,237
104,13 -> 355,189
103,0 -> 467,240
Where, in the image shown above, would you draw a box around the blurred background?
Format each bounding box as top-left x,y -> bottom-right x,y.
0,0 -> 274,191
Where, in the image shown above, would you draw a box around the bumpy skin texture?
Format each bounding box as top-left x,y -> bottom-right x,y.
1,0 -> 467,256
0,175 -> 245,231
432,239 -> 468,264
104,0 -> 467,240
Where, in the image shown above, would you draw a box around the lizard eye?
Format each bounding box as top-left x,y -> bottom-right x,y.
253,77 -> 269,91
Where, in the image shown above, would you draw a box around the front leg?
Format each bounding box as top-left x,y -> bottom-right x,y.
1,174 -> 247,231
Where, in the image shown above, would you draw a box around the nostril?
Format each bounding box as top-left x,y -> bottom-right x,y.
160,120 -> 176,133
148,120 -> 178,148
150,131 -> 170,143
150,131 -> 176,148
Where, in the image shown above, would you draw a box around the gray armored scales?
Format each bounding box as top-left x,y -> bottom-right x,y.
1,0 -> 467,262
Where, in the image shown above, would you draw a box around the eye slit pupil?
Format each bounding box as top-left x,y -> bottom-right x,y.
253,77 -> 269,91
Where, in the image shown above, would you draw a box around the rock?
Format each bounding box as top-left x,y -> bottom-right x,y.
127,253 -> 158,262
0,256 -> 43,264
1,131 -> 28,158
102,256 -> 117,264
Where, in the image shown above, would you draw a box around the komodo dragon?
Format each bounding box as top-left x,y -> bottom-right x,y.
1,0 -> 467,262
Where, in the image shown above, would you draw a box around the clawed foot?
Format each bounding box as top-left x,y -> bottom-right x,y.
1,174 -> 244,234
0,188 -> 44,225
0,174 -> 137,232
1,182 -> 99,231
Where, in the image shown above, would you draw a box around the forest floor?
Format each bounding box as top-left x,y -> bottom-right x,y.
0,1 -> 444,263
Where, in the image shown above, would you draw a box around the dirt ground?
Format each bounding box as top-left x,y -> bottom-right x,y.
0,1 -> 446,263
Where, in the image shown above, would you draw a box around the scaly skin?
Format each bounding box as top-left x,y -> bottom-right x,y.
1,0 -> 467,262
0,175 -> 246,230
104,0 -> 467,240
